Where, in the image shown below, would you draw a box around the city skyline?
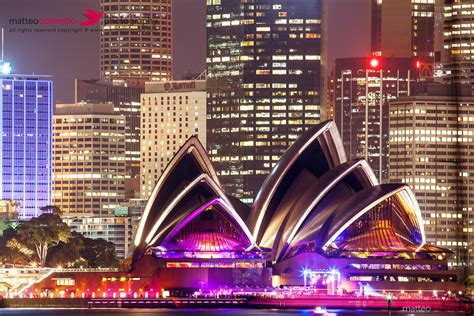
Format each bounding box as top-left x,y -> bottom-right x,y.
0,0 -> 370,104
0,0 -> 473,309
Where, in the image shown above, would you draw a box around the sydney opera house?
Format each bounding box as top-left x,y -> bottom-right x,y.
130,120 -> 458,293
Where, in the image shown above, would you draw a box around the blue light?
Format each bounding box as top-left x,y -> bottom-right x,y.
300,267 -> 311,277
1,62 -> 11,75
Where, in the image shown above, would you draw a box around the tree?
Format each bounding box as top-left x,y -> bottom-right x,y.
0,227 -> 31,266
46,232 -> 85,268
15,213 -> 71,267
80,237 -> 119,268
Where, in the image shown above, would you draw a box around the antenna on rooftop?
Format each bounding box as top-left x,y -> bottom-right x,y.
1,28 -> 4,62
196,70 -> 207,80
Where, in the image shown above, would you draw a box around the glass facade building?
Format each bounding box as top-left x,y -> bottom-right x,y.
333,57 -> 417,183
207,0 -> 322,203
370,0 -> 435,78
0,75 -> 53,219
443,0 -> 474,94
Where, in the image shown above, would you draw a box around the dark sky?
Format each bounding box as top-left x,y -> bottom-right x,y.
0,0 -> 369,104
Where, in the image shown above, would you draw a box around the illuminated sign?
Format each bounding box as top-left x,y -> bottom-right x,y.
163,81 -> 196,91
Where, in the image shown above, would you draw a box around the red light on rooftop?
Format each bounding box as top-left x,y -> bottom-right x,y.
416,60 -> 421,69
369,58 -> 380,69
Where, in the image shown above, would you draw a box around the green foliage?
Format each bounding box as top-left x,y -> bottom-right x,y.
464,275 -> 474,287
80,237 -> 119,268
15,213 -> 71,267
0,210 -> 120,269
0,231 -> 30,266
46,232 -> 84,268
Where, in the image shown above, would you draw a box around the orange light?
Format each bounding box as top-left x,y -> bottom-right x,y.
369,58 -> 379,69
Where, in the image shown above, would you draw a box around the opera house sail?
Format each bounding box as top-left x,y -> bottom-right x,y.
130,120 -> 456,292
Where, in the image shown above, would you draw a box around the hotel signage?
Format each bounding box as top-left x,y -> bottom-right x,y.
164,81 -> 196,91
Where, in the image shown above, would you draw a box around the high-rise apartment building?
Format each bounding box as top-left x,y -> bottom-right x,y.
207,0 -> 322,203
140,80 -> 207,199
389,83 -> 474,269
444,0 -> 474,94
75,79 -> 144,197
371,0 -> 435,78
63,214 -> 133,260
0,73 -> 52,219
100,0 -> 172,83
334,57 -> 417,182
53,103 -> 127,217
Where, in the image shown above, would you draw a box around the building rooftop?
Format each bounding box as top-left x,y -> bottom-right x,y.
54,102 -> 116,115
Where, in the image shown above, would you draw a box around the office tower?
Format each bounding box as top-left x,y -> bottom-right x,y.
444,0 -> 474,94
389,83 -> 474,269
207,0 -> 322,203
0,73 -> 52,219
325,64 -> 336,121
63,214 -> 133,260
100,0 -> 172,84
140,80 -> 207,199
52,103 -> 127,217
334,57 -> 417,182
75,79 -> 144,197
371,0 -> 435,78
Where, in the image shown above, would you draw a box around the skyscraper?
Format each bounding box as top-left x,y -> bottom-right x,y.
0,73 -> 53,219
207,0 -> 323,203
53,103 -> 126,217
100,0 -> 172,84
389,83 -> 474,269
140,80 -> 207,199
75,79 -> 143,197
443,0 -> 474,94
334,57 -> 417,182
371,0 -> 435,78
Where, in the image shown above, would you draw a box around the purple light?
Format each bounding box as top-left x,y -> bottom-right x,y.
156,198 -> 253,256
161,198 -> 219,247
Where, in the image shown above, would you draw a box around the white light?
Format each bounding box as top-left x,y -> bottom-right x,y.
1,62 -> 11,75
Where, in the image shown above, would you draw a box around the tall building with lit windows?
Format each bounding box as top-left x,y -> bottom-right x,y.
334,57 -> 417,183
370,0 -> 435,78
0,73 -> 53,219
75,79 -> 144,198
443,0 -> 474,94
52,103 -> 127,217
100,0 -> 172,84
207,0 -> 322,203
389,83 -> 474,269
140,80 -> 207,199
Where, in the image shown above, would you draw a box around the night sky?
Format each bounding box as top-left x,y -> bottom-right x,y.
0,0 -> 370,104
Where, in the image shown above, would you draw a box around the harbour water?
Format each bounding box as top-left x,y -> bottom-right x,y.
0,309 -> 469,316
